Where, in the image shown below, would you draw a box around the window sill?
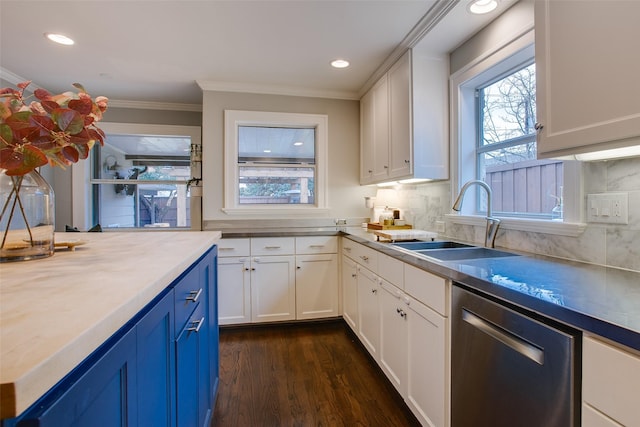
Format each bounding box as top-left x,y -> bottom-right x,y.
444,214 -> 586,237
221,207 -> 331,216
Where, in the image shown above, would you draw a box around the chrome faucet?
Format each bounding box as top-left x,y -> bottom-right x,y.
452,180 -> 501,248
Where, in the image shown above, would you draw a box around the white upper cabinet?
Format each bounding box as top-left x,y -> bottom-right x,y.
360,49 -> 449,185
535,0 -> 640,158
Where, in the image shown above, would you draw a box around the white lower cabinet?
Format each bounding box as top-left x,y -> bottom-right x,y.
251,255 -> 296,322
217,257 -> 251,325
343,237 -> 450,427
357,265 -> 381,361
406,293 -> 447,427
217,236 -> 338,324
582,336 -> 640,427
296,254 -> 338,320
379,280 -> 408,396
341,255 -> 358,332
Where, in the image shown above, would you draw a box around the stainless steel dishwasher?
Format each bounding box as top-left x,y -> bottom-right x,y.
451,285 -> 580,427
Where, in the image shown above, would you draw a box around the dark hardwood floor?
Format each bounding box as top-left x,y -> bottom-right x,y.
211,320 -> 421,427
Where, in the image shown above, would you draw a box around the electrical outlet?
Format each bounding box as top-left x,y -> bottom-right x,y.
587,193 -> 629,224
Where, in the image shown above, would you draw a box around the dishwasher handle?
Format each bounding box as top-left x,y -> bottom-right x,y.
462,309 -> 544,365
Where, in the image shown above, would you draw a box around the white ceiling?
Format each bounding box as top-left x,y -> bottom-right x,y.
0,0 -> 516,107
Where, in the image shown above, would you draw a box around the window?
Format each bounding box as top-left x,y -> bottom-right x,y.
224,110 -> 328,214
477,62 -> 563,220
84,123 -> 201,229
451,30 -> 583,234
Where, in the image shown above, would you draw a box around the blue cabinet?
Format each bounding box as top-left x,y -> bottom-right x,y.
3,246 -> 218,427
137,290 -> 176,427
5,328 -> 138,427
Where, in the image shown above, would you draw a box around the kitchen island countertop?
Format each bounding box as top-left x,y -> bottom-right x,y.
0,231 -> 221,419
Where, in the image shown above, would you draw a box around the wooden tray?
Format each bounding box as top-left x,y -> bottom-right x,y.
366,223 -> 412,230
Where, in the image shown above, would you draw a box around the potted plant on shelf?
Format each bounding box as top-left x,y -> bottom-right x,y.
0,81 -> 108,262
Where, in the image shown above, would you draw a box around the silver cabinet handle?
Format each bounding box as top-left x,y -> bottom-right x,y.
187,316 -> 205,333
396,308 -> 406,318
462,309 -> 544,365
404,159 -> 410,164
309,245 -> 325,248
535,122 -> 544,131
186,288 -> 202,302
219,247 -> 234,251
264,246 -> 281,249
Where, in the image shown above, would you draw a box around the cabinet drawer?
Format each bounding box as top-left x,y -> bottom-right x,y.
296,236 -> 338,254
251,237 -> 295,255
403,264 -> 448,316
583,336 -> 640,427
218,238 -> 250,257
174,266 -> 203,334
342,239 -> 378,273
378,252 -> 404,287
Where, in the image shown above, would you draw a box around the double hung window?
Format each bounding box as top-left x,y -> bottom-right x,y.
224,110 -> 328,214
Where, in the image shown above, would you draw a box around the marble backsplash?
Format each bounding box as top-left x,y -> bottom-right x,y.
377,157 -> 640,272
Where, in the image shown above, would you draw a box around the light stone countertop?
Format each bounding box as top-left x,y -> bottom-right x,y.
0,231 -> 221,419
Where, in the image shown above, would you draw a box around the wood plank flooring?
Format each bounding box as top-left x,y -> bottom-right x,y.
212,320 -> 421,427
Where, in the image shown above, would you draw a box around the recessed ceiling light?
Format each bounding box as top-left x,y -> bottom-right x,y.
331,59 -> 350,69
293,142 -> 304,146
263,149 -> 271,153
44,32 -> 75,45
468,0 -> 498,15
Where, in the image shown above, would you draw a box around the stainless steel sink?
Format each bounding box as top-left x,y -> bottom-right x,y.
414,247 -> 520,261
392,241 -> 473,251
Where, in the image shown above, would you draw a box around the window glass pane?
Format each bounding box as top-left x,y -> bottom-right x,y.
92,134 -> 191,228
480,63 -> 536,147
239,166 -> 314,205
477,63 -> 564,219
238,126 -> 315,163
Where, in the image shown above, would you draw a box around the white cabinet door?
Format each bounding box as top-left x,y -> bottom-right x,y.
372,75 -> 390,182
360,88 -> 375,184
250,255 -> 296,322
295,254 -> 338,320
406,294 -> 448,427
535,0 -> 640,158
217,257 -> 251,325
379,280 -> 408,397
582,336 -> 640,427
341,255 -> 358,332
357,265 -> 381,361
388,50 -> 412,179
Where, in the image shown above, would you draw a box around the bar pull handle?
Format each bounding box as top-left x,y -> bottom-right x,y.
187,317 -> 205,333
462,309 -> 544,365
264,246 -> 281,249
186,288 -> 202,303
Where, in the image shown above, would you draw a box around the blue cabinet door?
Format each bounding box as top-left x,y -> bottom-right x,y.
32,328 -> 137,427
137,290 -> 175,427
175,302 -> 205,427
206,249 -> 220,408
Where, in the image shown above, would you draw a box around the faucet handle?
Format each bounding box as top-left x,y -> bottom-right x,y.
485,218 -> 501,248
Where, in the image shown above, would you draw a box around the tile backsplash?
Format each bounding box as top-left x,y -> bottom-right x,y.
380,157 -> 640,272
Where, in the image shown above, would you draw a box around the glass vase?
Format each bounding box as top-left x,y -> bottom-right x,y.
1,169 -> 55,262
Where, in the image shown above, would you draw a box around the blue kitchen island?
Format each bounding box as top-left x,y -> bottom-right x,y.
0,231 -> 221,426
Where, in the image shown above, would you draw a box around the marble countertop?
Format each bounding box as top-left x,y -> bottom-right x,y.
0,231 -> 221,419
343,227 -> 640,352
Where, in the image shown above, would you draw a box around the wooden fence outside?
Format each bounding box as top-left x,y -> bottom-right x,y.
485,159 -> 563,217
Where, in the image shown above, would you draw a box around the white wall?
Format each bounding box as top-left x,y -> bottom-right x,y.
200,90 -> 373,226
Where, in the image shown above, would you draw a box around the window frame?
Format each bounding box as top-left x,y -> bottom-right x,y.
222,110 -> 329,215
72,122 -> 202,231
448,30 -> 585,237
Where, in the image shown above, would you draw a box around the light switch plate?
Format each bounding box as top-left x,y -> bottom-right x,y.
587,193 -> 629,224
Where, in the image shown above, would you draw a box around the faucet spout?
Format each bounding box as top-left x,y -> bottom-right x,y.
452,180 -> 501,248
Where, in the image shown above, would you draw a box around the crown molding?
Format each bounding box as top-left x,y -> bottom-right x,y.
358,0 -> 458,97
0,67 -> 45,92
106,99 -> 202,112
196,80 -> 359,101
